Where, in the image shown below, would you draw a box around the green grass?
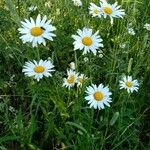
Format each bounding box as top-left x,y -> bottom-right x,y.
0,0 -> 150,149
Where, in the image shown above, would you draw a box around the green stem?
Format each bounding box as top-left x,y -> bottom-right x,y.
74,50 -> 78,71
17,0 -> 20,17
36,47 -> 40,60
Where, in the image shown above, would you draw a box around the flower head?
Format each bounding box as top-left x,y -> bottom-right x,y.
144,23 -> 150,31
119,76 -> 139,93
85,84 -> 112,110
77,74 -> 88,87
18,14 -> 56,47
89,3 -> 102,18
100,1 -> 125,24
72,28 -> 103,55
63,70 -> 79,89
22,59 -> 55,81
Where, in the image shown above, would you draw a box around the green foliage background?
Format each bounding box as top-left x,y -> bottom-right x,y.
0,0 -> 150,149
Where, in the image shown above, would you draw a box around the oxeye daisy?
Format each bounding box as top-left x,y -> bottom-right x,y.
72,28 -> 103,55
119,76 -> 139,93
89,3 -> 102,18
144,23 -> 150,31
77,74 -> 88,87
63,70 -> 79,89
22,59 -> 55,81
85,84 -> 112,110
100,1 -> 125,24
18,14 -> 56,47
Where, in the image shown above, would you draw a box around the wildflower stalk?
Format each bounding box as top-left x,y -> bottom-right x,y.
74,50 -> 78,71
36,47 -> 40,60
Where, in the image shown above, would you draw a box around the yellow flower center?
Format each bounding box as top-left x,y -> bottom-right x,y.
34,66 -> 45,73
93,91 -> 104,101
125,81 -> 133,87
82,37 -> 93,46
103,7 -> 113,14
93,9 -> 100,14
31,27 -> 44,36
79,78 -> 84,84
67,75 -> 75,84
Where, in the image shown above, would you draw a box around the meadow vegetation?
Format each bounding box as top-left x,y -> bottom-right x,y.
0,0 -> 150,149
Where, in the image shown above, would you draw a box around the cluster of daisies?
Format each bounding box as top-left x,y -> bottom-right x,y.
18,1 -> 144,110
89,0 -> 125,24
63,62 -> 88,89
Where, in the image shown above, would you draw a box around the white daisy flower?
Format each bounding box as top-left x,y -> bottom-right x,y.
85,84 -> 112,110
69,62 -> 75,70
144,23 -> 150,31
22,59 -> 55,81
63,70 -> 79,89
89,3 -> 102,18
127,27 -> 135,35
72,0 -> 82,7
77,74 -> 88,87
100,1 -> 125,24
119,76 -> 139,93
72,28 -> 103,55
18,14 -> 56,47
